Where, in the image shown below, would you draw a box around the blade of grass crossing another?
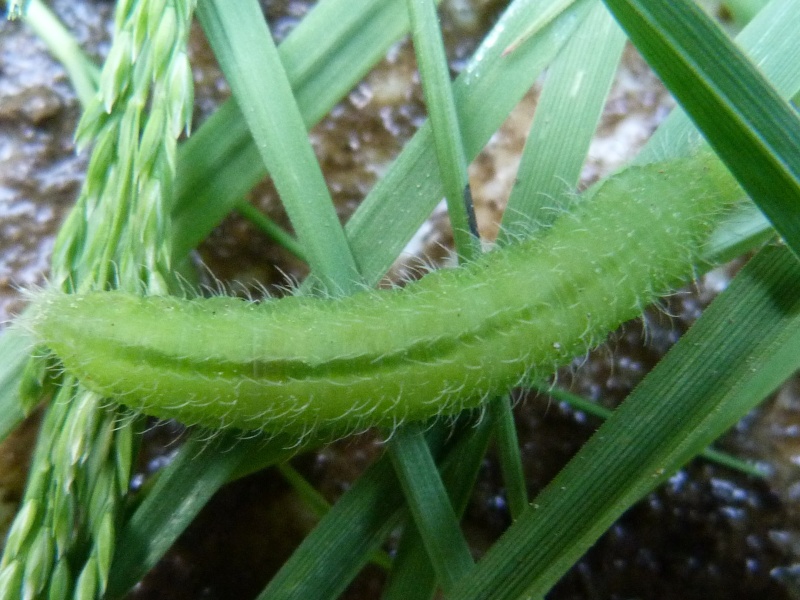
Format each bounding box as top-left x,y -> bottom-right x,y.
337,0 -> 594,285
638,0 -> 800,164
387,425 -> 474,596
489,4 -> 627,521
602,0 -> 800,258
382,416 -> 493,600
258,418 -> 488,599
256,427 -> 450,600
197,0 -> 361,294
500,2 -> 626,240
451,245 -> 800,598
108,433 -> 297,595
633,0 -> 800,263
171,0 -> 442,259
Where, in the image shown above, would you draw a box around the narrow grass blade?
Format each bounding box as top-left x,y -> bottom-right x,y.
640,0 -> 800,163
276,463 -> 332,520
394,5 -> 480,590
387,425 -> 474,595
258,419 -> 486,599
406,0 -> 478,259
382,417 -> 493,600
256,430 -> 447,600
500,2 -> 625,239
451,244 -> 800,599
234,201 -> 307,263
108,433 -> 248,595
602,0 -> 800,257
633,0 -> 800,263
488,397 -> 527,520
489,3 -> 626,521
197,0 -> 361,293
170,0 -> 435,259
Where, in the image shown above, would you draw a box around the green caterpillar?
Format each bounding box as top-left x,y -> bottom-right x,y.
28,152 -> 744,435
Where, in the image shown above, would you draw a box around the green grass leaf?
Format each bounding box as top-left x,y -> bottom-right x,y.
197,0 -> 361,293
387,425 -> 474,595
170,0 -> 435,259
382,417 -> 492,600
500,2 -> 626,239
406,0 -> 478,260
107,433 -> 299,595
603,0 -> 800,257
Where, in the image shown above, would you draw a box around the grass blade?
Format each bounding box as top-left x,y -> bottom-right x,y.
258,419 -> 488,599
256,429 -> 447,600
406,0 -> 478,259
170,0 -> 434,258
500,2 -> 626,239
392,5 -> 480,589
640,0 -> 800,163
341,0 -> 593,284
603,0 -> 800,257
387,425 -> 474,595
197,0 -> 361,293
382,417 -> 493,600
535,384 -> 766,478
234,201 -> 307,262
107,433 -> 299,595
487,397 -> 527,520
490,4 -> 626,519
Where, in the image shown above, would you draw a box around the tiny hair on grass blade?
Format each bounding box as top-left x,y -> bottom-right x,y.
27,151 -> 745,436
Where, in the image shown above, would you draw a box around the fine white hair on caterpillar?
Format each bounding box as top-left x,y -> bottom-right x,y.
27,151 -> 744,436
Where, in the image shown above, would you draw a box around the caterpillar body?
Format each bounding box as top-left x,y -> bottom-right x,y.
29,153 -> 743,435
